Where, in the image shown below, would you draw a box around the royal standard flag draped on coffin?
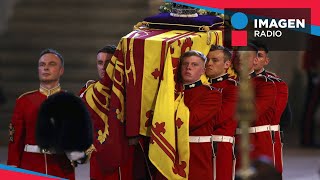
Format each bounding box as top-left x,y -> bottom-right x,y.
82,29 -> 222,173
144,29 -> 222,179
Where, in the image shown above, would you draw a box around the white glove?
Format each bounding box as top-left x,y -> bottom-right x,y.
65,151 -> 85,161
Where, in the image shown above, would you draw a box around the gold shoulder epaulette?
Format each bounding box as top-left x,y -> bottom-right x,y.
18,90 -> 38,99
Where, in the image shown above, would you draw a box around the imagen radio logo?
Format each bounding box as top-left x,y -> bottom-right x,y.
227,8 -> 310,51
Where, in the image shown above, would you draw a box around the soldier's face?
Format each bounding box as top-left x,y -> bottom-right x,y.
181,56 -> 205,84
96,52 -> 113,79
254,50 -> 269,72
38,53 -> 64,83
205,50 -> 231,78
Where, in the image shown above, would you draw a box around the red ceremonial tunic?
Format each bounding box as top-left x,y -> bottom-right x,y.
235,72 -> 276,170
78,80 -> 96,98
210,74 -> 238,180
80,80 -> 142,180
262,70 -> 288,173
7,86 -> 75,180
84,104 -> 136,180
262,70 -> 288,126
251,73 -> 276,160
183,80 -> 222,180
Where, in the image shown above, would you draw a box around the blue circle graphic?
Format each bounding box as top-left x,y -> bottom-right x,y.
231,12 -> 248,30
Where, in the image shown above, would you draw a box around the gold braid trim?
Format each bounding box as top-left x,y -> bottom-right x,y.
133,21 -> 150,30
199,25 -> 211,32
133,21 -> 224,45
69,144 -> 97,167
143,21 -> 223,30
199,26 -> 213,45
84,144 -> 97,162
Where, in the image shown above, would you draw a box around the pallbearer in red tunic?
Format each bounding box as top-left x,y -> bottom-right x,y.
180,50 -> 222,180
235,45 -> 277,170
249,71 -> 276,161
80,45 -> 147,180
206,45 -> 238,180
261,71 -> 288,173
7,49 -> 75,180
79,45 -> 115,97
252,40 -> 289,173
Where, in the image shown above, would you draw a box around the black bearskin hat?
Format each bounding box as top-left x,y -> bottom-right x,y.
36,92 -> 93,152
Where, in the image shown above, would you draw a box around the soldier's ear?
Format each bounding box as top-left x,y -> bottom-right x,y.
253,57 -> 259,65
225,60 -> 231,69
59,67 -> 64,76
265,57 -> 270,65
202,65 -> 206,73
